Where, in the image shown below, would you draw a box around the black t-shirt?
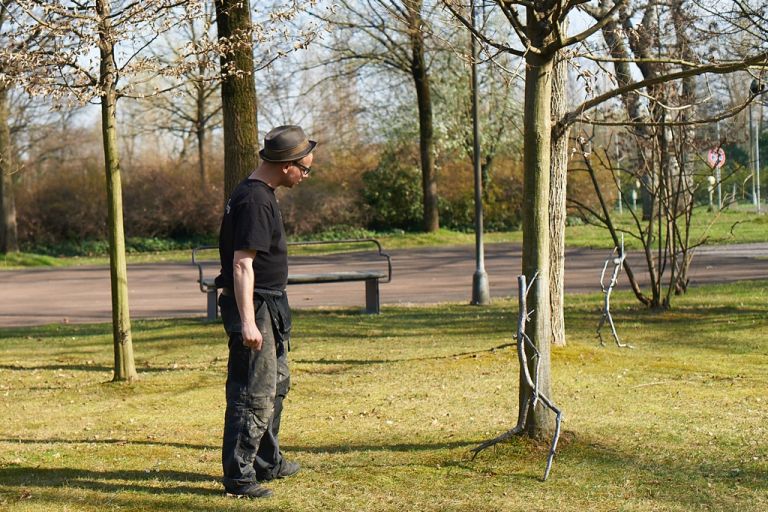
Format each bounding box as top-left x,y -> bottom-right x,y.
215,179 -> 288,291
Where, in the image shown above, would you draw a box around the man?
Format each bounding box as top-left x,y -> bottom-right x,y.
215,125 -> 315,498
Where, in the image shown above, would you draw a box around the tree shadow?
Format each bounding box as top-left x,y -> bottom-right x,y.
293,342 -> 516,367
281,439 -> 479,455
0,363 -> 178,373
0,318 -> 208,343
0,467 -> 217,497
0,437 -> 216,451
469,432 -> 767,508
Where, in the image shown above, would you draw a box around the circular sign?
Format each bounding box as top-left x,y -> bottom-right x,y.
707,148 -> 725,169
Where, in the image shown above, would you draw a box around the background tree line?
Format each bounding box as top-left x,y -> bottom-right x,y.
0,1 -> 600,253
1,1 -> 764,256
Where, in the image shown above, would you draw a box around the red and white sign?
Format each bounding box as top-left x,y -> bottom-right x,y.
707,148 -> 726,168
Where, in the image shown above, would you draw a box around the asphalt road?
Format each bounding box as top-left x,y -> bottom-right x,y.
1,243 -> 767,327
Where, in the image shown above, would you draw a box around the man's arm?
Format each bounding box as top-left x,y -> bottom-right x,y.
233,249 -> 263,350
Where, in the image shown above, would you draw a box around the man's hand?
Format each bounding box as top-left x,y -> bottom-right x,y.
241,319 -> 264,351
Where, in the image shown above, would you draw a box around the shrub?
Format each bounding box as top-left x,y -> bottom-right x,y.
484,170 -> 523,231
16,166 -> 107,246
434,156 -> 524,232
278,178 -> 366,236
16,162 -> 222,254
361,150 -> 423,231
122,167 -> 220,239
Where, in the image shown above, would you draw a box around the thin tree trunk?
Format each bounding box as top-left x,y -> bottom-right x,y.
520,52 -> 555,439
196,79 -> 208,189
0,86 -> 19,254
407,0 -> 438,232
198,122 -> 207,189
549,50 -> 568,347
577,146 -> 652,306
97,0 -> 137,382
215,0 -> 259,202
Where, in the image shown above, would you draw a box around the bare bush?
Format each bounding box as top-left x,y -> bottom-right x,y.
16,162 -> 221,248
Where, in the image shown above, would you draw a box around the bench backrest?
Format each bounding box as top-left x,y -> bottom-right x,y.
192,238 -> 392,291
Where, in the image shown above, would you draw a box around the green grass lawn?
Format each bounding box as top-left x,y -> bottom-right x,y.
1,281 -> 766,511
2,207 -> 766,269
567,207 -> 768,250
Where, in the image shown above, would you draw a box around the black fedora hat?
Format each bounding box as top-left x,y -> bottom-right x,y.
259,125 -> 317,162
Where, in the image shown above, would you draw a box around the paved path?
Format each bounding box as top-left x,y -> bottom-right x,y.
1,243 -> 767,327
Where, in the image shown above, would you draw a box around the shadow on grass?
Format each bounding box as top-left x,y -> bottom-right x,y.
0,437 -> 216,451
0,363 -> 188,373
0,467 -> 217,496
469,432 -> 767,509
294,342 -> 516,367
565,303 -> 768,354
282,439 -> 479,455
0,318 -> 207,343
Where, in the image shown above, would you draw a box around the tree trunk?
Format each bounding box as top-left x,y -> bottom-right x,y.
0,86 -> 19,254
619,0 -> 660,222
198,121 -> 207,190
549,50 -> 568,347
407,0 -> 439,232
519,52 -> 555,439
196,79 -> 208,189
215,0 -> 259,202
97,0 -> 137,382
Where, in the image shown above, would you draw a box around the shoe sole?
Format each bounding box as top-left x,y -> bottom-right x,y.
225,491 -> 273,499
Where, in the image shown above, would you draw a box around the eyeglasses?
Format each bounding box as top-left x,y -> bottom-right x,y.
293,161 -> 311,177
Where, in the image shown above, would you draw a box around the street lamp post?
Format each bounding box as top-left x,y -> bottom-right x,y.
716,120 -> 722,209
615,142 -> 622,215
750,79 -> 764,213
470,0 -> 490,305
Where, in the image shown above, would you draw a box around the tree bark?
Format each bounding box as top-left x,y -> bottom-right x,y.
520,51 -> 555,439
406,0 -> 439,232
215,0 -> 259,202
97,0 -> 137,382
0,85 -> 19,254
549,50 -> 568,347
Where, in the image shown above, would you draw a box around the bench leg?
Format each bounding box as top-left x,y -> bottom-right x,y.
206,289 -> 219,321
365,278 -> 380,314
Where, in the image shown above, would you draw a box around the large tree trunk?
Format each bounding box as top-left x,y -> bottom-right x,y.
97,0 -> 137,382
406,0 -> 439,232
624,2 -> 659,222
215,0 -> 259,202
0,86 -> 18,254
549,51 -> 568,347
519,51 -> 555,439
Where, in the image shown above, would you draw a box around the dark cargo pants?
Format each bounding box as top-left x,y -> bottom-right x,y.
219,294 -> 291,491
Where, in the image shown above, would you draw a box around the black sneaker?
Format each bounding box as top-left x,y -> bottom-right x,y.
224,482 -> 273,499
257,460 -> 301,482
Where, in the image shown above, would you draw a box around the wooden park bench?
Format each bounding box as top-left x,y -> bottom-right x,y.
192,239 -> 392,320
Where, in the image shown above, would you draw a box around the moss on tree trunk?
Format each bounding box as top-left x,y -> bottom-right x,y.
216,0 -> 259,202
98,0 -> 137,382
0,86 -> 18,254
407,0 -> 439,232
520,53 -> 555,439
549,51 -> 568,348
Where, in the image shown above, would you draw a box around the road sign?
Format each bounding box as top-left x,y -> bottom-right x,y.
708,147 -> 726,168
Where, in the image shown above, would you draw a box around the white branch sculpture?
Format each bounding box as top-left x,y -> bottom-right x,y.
472,274 -> 563,481
597,235 -> 633,348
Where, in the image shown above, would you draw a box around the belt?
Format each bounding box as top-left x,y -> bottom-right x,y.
220,287 -> 283,297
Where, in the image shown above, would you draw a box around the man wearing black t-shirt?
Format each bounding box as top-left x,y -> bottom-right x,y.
215,125 -> 316,499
